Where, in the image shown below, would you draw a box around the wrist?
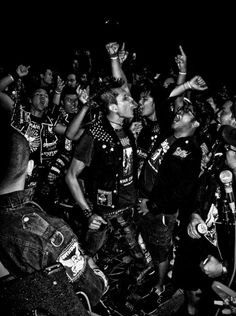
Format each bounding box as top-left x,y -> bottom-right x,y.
8,74 -> 14,82
9,72 -> 20,82
222,265 -> 227,275
183,81 -> 192,91
222,262 -> 228,275
110,55 -> 119,60
186,81 -> 193,89
82,208 -> 93,218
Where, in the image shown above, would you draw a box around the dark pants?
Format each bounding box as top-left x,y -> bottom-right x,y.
139,212 -> 178,264
85,208 -> 146,265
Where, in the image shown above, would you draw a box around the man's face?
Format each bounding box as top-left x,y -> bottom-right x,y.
66,74 -> 77,88
41,69 -> 53,85
115,88 -> 136,119
63,94 -> 79,114
172,103 -> 196,133
139,92 -> 155,117
218,100 -> 236,127
31,89 -> 49,112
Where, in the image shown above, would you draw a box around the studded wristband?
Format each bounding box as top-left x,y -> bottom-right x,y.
82,208 -> 93,218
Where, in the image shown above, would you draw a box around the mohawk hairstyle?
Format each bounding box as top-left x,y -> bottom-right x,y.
89,76 -> 125,114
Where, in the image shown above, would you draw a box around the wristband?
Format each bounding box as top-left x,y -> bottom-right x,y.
110,56 -> 119,60
8,74 -> 14,82
187,81 -> 192,89
222,265 -> 227,275
179,71 -> 187,75
82,208 -> 93,218
10,72 -> 20,82
55,90 -> 61,94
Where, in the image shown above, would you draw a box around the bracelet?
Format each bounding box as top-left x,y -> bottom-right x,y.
8,74 -> 14,82
179,71 -> 187,75
187,81 -> 192,89
222,265 -> 227,275
11,72 -> 20,82
55,90 -> 61,94
82,208 -> 93,218
110,56 -> 119,60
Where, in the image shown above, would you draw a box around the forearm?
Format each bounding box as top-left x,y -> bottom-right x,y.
111,58 -> 129,90
52,90 -> 61,106
176,70 -> 187,86
0,91 -> 14,112
169,81 -> 191,98
65,172 -> 90,210
0,74 -> 15,91
66,105 -> 89,140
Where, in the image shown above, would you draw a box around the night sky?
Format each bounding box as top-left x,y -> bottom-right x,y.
0,3 -> 235,89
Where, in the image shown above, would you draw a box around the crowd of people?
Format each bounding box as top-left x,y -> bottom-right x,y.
0,39 -> 236,316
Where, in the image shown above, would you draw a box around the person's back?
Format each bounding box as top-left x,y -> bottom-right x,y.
0,124 -> 107,316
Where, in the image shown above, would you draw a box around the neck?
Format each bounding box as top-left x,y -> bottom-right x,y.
107,115 -> 123,129
0,179 -> 25,195
174,129 -> 194,138
147,111 -> 157,121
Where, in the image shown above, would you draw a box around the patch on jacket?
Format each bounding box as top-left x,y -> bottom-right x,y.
97,189 -> 113,207
57,238 -> 86,282
172,147 -> 190,158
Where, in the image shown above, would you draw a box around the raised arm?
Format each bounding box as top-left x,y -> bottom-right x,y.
174,45 -> 188,112
175,45 -> 187,85
0,65 -> 30,114
105,41 -> 130,93
65,86 -> 90,141
169,75 -> 208,99
0,64 -> 30,92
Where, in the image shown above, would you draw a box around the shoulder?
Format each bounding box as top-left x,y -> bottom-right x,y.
87,117 -> 114,144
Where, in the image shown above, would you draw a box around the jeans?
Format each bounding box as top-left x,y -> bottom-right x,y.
85,208 -> 146,264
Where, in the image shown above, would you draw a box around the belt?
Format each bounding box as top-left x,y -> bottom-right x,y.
102,207 -> 134,219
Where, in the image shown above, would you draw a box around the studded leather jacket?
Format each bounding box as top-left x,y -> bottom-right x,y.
74,116 -> 137,213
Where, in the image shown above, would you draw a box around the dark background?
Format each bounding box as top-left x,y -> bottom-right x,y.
0,2 -> 235,90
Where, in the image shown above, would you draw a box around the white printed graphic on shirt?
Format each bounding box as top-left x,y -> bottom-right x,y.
149,139 -> 170,173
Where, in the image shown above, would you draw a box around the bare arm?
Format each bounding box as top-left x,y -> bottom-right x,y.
65,105 -> 89,141
0,91 -> 15,113
174,45 -> 187,111
65,158 -> 90,210
106,42 -> 130,93
169,75 -> 208,98
66,87 -> 90,141
0,64 -> 30,92
52,76 -> 65,107
65,157 -> 107,229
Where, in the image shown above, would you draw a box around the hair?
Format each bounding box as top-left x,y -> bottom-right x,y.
0,126 -> 30,185
92,77 -> 124,115
61,86 -> 77,100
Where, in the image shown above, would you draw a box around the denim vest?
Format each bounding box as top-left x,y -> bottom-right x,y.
0,188 -> 106,305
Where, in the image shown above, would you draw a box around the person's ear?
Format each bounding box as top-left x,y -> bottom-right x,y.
27,159 -> 34,177
192,120 -> 200,128
109,104 -> 118,113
